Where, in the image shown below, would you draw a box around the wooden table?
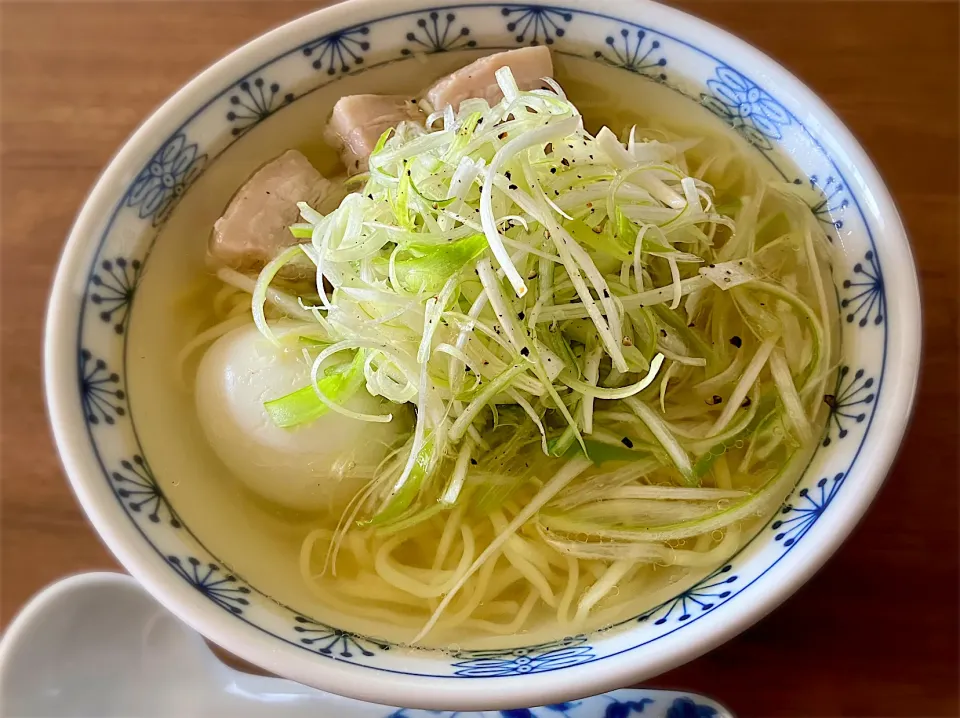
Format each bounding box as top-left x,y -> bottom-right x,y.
2,1 -> 957,715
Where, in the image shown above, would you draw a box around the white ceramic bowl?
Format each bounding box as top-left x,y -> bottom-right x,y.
45,0 -> 921,711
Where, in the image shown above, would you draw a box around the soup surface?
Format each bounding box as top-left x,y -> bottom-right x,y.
127,51 -> 838,649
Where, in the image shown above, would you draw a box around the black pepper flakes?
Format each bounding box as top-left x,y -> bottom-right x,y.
517,311 -> 525,320
470,458 -> 478,465
520,347 -> 530,357
741,397 -> 752,408
509,184 -> 518,190
621,436 -> 634,449
498,132 -> 508,139
659,329 -> 667,337
730,336 -> 743,348
823,394 -> 837,409
603,289 -> 610,298
550,167 -> 557,174
708,395 -> 723,405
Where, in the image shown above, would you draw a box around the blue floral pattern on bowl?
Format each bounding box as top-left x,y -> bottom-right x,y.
89,257 -> 141,334
452,637 -> 595,677
403,12 -> 477,53
594,28 -> 667,80
226,77 -> 295,137
79,350 -> 125,425
294,615 -> 392,658
502,6 -> 573,45
383,690 -> 725,717
126,134 -> 206,225
68,0 -> 892,687
841,251 -> 885,327
303,27 -> 371,74
638,566 -> 737,626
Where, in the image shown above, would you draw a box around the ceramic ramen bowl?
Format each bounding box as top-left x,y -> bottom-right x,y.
44,0 -> 921,710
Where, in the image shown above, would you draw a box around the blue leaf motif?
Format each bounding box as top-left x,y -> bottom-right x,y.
711,67 -> 749,102
665,697 -> 718,718
167,139 -> 198,178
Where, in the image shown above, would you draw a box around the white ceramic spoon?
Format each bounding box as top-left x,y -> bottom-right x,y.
0,573 -> 732,718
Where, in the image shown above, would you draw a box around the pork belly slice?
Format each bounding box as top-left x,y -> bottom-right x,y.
424,47 -> 553,112
326,94 -> 425,175
210,149 -> 344,274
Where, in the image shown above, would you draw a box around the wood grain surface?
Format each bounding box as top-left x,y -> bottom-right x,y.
1,2 -> 957,716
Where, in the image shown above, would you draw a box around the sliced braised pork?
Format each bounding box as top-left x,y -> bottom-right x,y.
424,47 -> 553,112
326,95 -> 425,175
209,150 -> 343,273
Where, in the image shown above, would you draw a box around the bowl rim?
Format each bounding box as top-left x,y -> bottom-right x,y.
44,0 -> 922,709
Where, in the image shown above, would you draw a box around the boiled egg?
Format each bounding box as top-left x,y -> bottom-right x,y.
195,323 -> 403,513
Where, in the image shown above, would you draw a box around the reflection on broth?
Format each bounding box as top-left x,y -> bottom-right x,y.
130,50 -> 838,650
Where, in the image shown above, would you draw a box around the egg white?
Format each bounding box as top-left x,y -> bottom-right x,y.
195,323 -> 403,513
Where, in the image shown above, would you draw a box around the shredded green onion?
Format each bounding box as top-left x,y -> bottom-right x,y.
237,65 -> 838,644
